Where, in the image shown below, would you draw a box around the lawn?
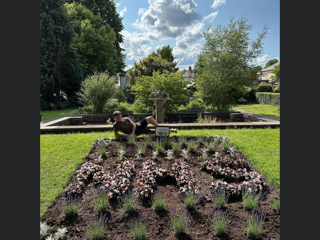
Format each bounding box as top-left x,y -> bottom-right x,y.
40,107 -> 78,120
232,103 -> 280,118
40,128 -> 280,217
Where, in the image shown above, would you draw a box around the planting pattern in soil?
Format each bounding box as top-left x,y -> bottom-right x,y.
41,136 -> 280,240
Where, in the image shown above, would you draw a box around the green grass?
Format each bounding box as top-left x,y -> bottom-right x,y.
232,103 -> 280,118
40,107 -> 78,121
40,128 -> 280,216
40,132 -> 114,217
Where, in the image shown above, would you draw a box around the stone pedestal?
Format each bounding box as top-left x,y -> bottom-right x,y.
149,98 -> 169,123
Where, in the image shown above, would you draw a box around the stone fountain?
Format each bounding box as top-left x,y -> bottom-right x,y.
149,89 -> 170,124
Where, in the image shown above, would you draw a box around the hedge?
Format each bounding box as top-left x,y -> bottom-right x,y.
255,92 -> 280,106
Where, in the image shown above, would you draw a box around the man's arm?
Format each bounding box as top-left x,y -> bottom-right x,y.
129,119 -> 136,136
114,130 -> 129,138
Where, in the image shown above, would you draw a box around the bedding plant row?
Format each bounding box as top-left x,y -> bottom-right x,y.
40,135 -> 280,240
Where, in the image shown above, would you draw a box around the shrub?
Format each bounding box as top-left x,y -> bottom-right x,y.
255,92 -> 280,106
58,194 -> 82,218
211,208 -> 228,236
185,98 -> 205,110
77,71 -> 117,114
162,139 -> 172,149
170,206 -> 190,235
273,86 -> 280,93
246,211 -> 265,239
131,99 -> 154,113
87,213 -> 108,240
210,187 -> 230,208
113,88 -> 127,103
152,191 -> 166,212
182,189 -> 202,210
256,82 -> 273,92
128,215 -> 147,240
187,141 -> 198,153
244,87 -> 257,102
93,189 -> 110,213
118,189 -> 140,216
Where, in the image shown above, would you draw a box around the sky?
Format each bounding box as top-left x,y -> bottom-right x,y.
114,0 -> 280,71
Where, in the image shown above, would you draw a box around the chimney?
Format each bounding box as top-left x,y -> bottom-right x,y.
189,66 -> 192,71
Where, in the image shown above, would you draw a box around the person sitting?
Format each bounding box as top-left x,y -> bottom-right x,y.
109,111 -> 177,138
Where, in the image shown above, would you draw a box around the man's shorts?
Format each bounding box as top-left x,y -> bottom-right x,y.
134,117 -> 151,136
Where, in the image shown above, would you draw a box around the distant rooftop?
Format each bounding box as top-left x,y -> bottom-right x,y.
261,61 -> 280,72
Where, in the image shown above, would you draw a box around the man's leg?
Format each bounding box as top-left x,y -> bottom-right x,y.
146,116 -> 177,133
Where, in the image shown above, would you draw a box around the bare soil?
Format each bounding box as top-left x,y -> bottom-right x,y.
40,136 -> 280,240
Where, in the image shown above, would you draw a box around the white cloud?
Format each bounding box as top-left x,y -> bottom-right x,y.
173,42 -> 202,67
119,6 -> 127,17
115,0 -> 122,8
211,0 -> 226,9
203,11 -> 218,23
138,8 -> 147,16
255,55 -> 279,67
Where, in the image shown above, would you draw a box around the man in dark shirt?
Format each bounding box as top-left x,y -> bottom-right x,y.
110,110 -> 176,138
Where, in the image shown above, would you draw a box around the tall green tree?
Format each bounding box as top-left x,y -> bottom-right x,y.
126,55 -> 175,86
64,2 -> 117,77
271,64 -> 280,82
195,17 -> 268,111
40,0 -> 78,105
150,45 -> 179,72
264,59 -> 278,68
67,0 -> 126,74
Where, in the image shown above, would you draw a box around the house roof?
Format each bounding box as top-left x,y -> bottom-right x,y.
261,61 -> 280,72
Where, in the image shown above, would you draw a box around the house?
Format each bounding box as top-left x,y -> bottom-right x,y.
254,62 -> 280,87
182,66 -> 194,81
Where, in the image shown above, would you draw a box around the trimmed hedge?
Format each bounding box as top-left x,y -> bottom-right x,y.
255,92 -> 280,106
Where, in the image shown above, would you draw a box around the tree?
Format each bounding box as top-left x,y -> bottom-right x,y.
264,59 -> 278,68
67,0 -> 126,74
64,2 -> 118,77
126,55 -> 175,86
40,0 -> 79,105
131,70 -> 188,113
193,52 -> 205,77
151,45 -> 179,72
271,64 -> 280,82
195,17 -> 268,111
77,71 -> 117,113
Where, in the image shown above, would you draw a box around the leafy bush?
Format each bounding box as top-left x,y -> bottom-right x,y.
77,71 -> 117,114
244,87 -> 257,102
255,92 -> 280,106
40,99 -> 50,110
256,82 -> 273,92
184,98 -> 205,110
273,86 -> 280,93
131,99 -> 154,113
112,87 -> 127,103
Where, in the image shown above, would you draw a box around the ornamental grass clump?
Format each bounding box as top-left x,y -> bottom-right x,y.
118,189 -> 140,216
187,140 -> 198,153
246,211 -> 265,239
151,190 -> 166,212
182,188 -> 202,210
162,139 -> 172,149
242,187 -> 264,211
196,135 -> 204,145
170,206 -> 190,235
128,135 -> 136,146
179,135 -> 187,147
205,141 -> 215,153
128,215 -> 147,240
211,208 -> 228,236
98,146 -> 107,157
58,194 -> 82,218
87,213 -> 108,240
155,142 -> 165,153
144,135 -> 152,147
93,189 -> 110,213
172,142 -> 181,154
210,186 -> 231,208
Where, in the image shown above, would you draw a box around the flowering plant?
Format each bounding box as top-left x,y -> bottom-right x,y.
169,206 -> 190,235
40,221 -> 50,236
165,149 -> 174,160
151,150 -> 158,160
180,149 -> 189,161
128,215 -> 147,240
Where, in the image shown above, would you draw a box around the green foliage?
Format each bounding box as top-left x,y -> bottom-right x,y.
151,44 -> 179,72
40,98 -> 50,111
187,141 -> 198,153
256,82 -> 273,92
77,71 -> 117,113
144,135 -> 152,147
212,209 -> 228,236
64,2 -> 117,77
87,213 -> 107,240
205,142 -> 215,152
128,135 -> 136,146
269,195 -> 280,212
271,64 -> 280,82
130,218 -> 147,240
155,142 -> 165,153
98,146 -> 106,157
118,190 -> 140,216
68,0 -> 126,74
170,208 -> 189,235
112,88 -> 127,103
255,92 -> 280,106
152,192 -> 166,212
244,87 -> 257,102
131,99 -> 154,114
242,190 -> 261,211
273,86 -> 280,93
93,190 -> 109,213
172,143 -> 181,154
195,17 -> 268,111
179,135 -> 187,148
264,59 -> 278,68
184,98 -> 205,110
246,211 -> 264,239
131,70 -> 188,113
162,139 -> 172,149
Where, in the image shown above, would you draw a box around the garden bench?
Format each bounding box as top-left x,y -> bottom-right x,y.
180,110 -> 204,123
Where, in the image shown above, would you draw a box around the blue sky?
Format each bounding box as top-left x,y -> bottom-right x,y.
114,0 -> 280,71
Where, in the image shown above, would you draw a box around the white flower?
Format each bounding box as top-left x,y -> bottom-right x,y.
40,222 -> 50,236
55,227 -> 68,239
45,235 -> 55,240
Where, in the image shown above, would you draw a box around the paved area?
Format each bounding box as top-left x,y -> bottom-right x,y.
40,110 -> 280,134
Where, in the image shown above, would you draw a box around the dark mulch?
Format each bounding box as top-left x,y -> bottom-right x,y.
40,136 -> 280,240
